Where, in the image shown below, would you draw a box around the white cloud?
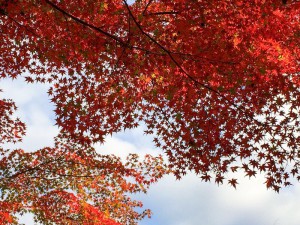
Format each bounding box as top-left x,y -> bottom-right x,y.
0,78 -> 58,151
137,172 -> 300,225
94,125 -> 160,161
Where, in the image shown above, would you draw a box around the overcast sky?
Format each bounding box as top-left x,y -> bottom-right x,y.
1,78 -> 300,225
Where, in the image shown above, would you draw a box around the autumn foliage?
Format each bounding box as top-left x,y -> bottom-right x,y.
1,0 -> 300,223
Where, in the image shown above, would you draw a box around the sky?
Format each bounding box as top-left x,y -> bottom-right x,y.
1,78 -> 300,225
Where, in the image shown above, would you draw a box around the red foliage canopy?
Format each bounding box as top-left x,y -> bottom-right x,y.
1,0 -> 300,223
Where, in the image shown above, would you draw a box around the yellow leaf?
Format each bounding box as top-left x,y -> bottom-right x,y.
233,36 -> 242,49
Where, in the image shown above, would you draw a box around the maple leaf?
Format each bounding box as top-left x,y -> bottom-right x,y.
201,173 -> 211,182
215,174 -> 224,185
228,179 -> 238,189
233,35 -> 242,49
273,9 -> 284,17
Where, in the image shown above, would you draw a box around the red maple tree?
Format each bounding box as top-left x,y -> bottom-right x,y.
1,0 -> 300,223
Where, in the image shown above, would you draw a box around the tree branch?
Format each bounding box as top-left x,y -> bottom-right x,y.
144,11 -> 179,16
142,0 -> 154,16
45,0 -> 166,56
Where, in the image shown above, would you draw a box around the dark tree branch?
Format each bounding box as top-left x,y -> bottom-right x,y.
45,0 -> 125,45
142,0 -> 154,16
45,0 -> 167,56
122,0 -> 283,144
144,11 -> 179,16
123,0 -> 227,99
